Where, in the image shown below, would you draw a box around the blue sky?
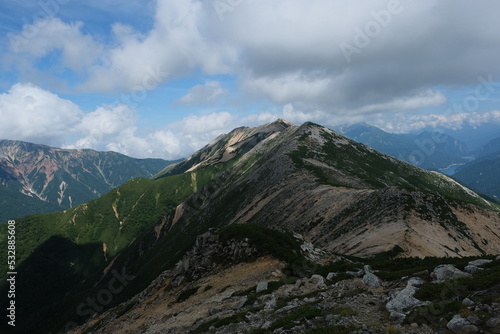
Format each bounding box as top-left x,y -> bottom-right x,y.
0,0 -> 499,159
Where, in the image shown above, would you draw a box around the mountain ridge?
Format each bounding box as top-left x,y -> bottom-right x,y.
1,120 -> 500,334
155,119 -> 293,178
0,139 -> 175,221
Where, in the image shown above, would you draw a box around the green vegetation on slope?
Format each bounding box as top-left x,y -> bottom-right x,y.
0,184 -> 61,222
407,258 -> 500,328
289,123 -> 498,210
0,165 -> 226,280
0,162 -> 232,334
0,140 -> 175,220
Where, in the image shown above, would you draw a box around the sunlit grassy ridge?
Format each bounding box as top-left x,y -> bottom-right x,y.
0,165 -> 227,280
289,123 -> 499,211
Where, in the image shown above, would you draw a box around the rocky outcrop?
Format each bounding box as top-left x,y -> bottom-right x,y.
386,277 -> 429,321
468,259 -> 493,266
69,247 -> 500,334
309,274 -> 327,290
156,119 -> 293,177
431,264 -> 472,282
447,314 -> 479,333
465,259 -> 493,274
256,281 -> 268,293
171,230 -> 259,285
464,264 -> 483,274
362,265 -> 381,287
486,317 -> 500,334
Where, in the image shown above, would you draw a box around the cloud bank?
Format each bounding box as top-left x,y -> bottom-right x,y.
0,83 -> 237,159
2,1 -> 500,158
7,0 -> 500,114
0,83 -> 498,159
384,110 -> 500,133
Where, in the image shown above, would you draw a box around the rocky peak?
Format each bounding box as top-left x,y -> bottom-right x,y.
156,119 -> 295,177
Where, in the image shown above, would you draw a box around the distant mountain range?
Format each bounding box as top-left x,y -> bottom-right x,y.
332,122 -> 500,201
478,136 -> 500,157
332,122 -> 471,172
1,120 -> 499,333
0,140 -> 175,221
453,150 -> 500,201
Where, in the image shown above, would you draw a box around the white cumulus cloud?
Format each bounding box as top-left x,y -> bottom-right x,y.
384,110 -> 500,133
5,0 -> 500,118
9,18 -> 103,74
0,83 -> 239,159
0,83 -> 82,145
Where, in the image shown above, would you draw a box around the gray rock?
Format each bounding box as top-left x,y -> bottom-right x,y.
256,281 -> 268,293
362,272 -> 381,287
293,232 -> 304,241
389,311 -> 406,323
291,325 -> 307,332
496,255 -> 500,261
464,265 -> 483,274
486,317 -> 500,334
466,314 -> 482,326
346,269 -> 365,277
326,272 -> 337,281
261,321 -> 272,329
462,298 -> 475,307
310,274 -> 327,289
277,304 -> 298,313
325,314 -> 336,322
172,275 -> 185,287
468,259 -> 492,267
447,314 -> 479,333
300,241 -> 312,252
182,258 -> 190,272
432,265 -> 472,282
234,296 -> 248,309
386,281 -> 429,313
482,304 -> 494,312
408,277 -> 425,286
221,291 -> 234,300
304,296 -> 318,303
263,295 -> 276,309
209,307 -> 223,316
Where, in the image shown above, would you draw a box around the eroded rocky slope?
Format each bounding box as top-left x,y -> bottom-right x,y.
70,228 -> 500,334
0,140 -> 172,220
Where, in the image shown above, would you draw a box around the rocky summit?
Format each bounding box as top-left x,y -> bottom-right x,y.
1,120 -> 499,334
